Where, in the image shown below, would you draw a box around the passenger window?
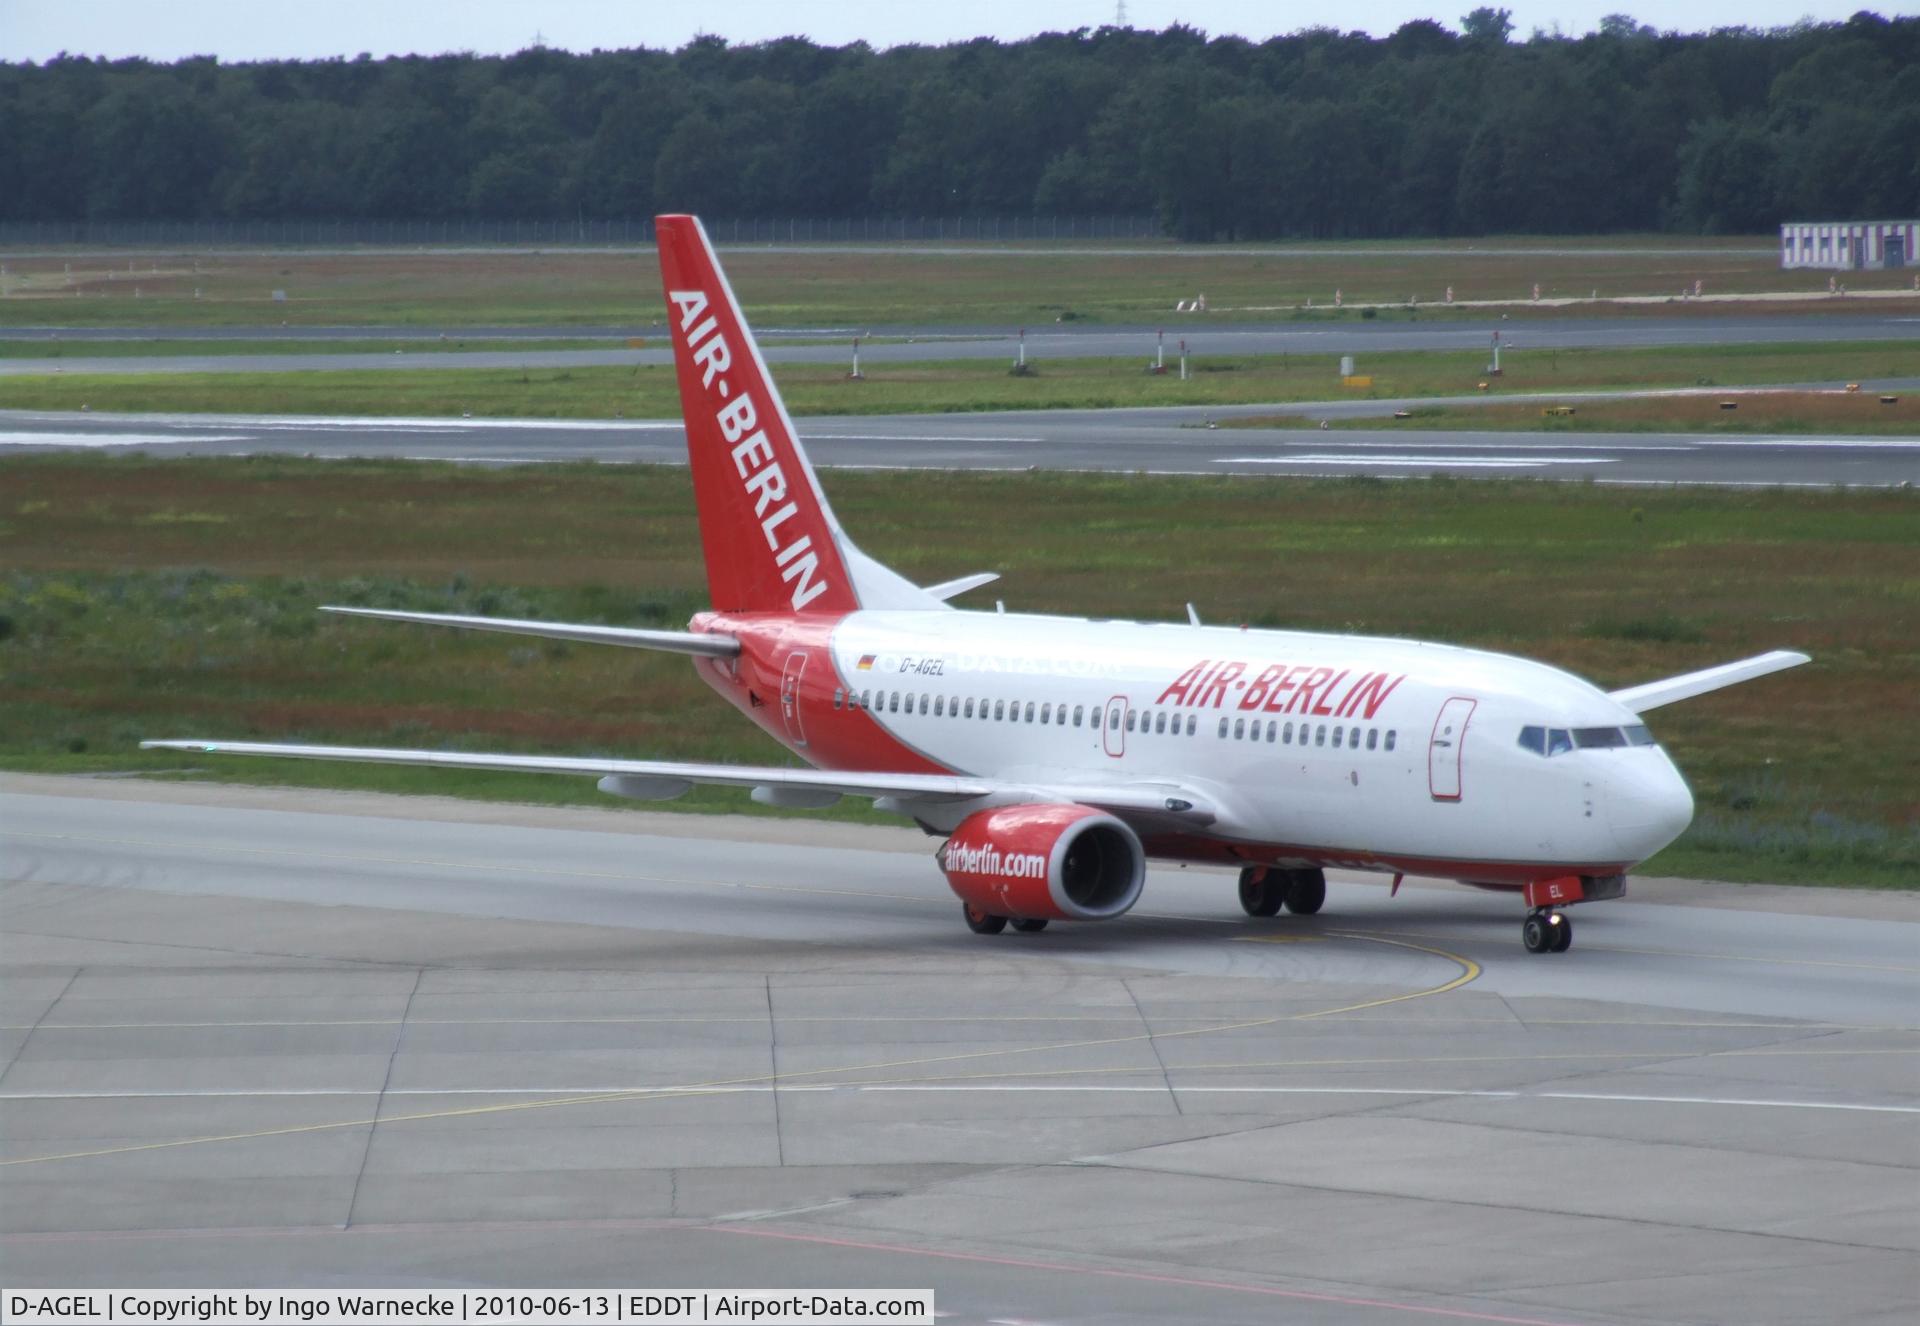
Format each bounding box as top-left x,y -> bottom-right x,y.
1366,729 -> 1378,751
1349,727 -> 1360,748
964,698 -> 974,718
934,696 -> 944,717
1385,730 -> 1396,752
1025,702 -> 1036,723
890,693 -> 900,713
1233,718 -> 1245,739
1265,721 -> 1276,742
1518,725 -> 1545,756
1041,703 -> 1051,724
1073,705 -> 1084,727
1186,715 -> 1197,736
1156,713 -> 1167,734
922,695 -> 931,715
1332,726 -> 1343,749
833,688 -> 844,710
1126,709 -> 1137,732
1283,721 -> 1293,744
860,689 -> 871,709
994,700 -> 1005,721
1218,717 -> 1228,738
1316,725 -> 1327,747
1110,708 -> 1122,730
1547,728 -> 1573,756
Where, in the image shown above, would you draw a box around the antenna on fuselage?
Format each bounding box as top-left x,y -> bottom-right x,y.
1186,602 -> 1202,626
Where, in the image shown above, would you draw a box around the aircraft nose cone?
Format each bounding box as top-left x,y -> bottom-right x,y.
1606,755 -> 1694,862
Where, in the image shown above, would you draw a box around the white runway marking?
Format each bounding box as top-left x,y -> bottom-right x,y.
6,1085 -> 1915,1114
803,433 -> 1048,444
0,430 -> 248,447
1217,454 -> 1615,468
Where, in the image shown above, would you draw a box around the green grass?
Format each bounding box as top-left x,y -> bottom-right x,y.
3,454 -> 1915,887
0,337 -> 629,358
1,341 -> 1911,420
5,237 -> 1916,330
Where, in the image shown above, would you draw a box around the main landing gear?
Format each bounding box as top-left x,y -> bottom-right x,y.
1237,867 -> 1326,918
1522,908 -> 1573,954
961,903 -> 1049,934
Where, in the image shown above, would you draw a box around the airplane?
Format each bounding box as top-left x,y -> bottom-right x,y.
145,214 -> 1811,954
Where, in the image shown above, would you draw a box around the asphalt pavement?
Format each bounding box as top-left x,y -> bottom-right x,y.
4,774 -> 1915,1323
4,401 -> 1916,486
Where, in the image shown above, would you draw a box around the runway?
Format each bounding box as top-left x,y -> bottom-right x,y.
3,313 -> 1918,377
3,773 -> 1915,1323
3,403 -> 1916,486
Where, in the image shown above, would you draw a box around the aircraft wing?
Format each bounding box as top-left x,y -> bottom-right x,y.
1606,649 -> 1811,713
138,740 -> 1215,822
319,607 -> 739,657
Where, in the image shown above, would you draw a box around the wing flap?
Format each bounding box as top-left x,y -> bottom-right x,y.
137,739 -> 1215,822
320,607 -> 739,658
1607,649 -> 1810,713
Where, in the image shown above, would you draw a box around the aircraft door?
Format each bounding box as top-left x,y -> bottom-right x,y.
780,651 -> 810,748
1103,696 -> 1128,758
1428,696 -> 1476,801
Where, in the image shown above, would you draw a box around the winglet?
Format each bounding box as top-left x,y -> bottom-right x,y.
1607,650 -> 1810,714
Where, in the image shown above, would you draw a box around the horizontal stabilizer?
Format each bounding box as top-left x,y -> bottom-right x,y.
1607,649 -> 1810,713
138,740 -> 1215,824
921,572 -> 1000,601
319,606 -> 739,658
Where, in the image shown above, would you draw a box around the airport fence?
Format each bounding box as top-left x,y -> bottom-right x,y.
0,215 -> 1164,248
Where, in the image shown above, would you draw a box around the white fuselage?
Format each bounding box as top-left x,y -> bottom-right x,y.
818,610 -> 1693,880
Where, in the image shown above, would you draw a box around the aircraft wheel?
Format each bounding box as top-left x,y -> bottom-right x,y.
1522,913 -> 1552,953
964,903 -> 1008,935
1283,868 -> 1327,915
1549,912 -> 1573,952
1010,917 -> 1050,933
1238,868 -> 1284,917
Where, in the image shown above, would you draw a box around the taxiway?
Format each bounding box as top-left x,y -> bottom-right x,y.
3,774 -> 1914,1324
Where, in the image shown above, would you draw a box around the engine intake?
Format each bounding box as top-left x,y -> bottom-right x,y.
938,804 -> 1145,922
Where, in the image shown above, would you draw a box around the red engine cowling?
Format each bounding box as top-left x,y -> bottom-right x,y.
938,804 -> 1146,922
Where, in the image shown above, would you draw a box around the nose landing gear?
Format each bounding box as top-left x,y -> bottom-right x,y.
1522,908 -> 1573,954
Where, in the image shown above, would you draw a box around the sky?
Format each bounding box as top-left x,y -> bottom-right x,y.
3,0 -> 1910,63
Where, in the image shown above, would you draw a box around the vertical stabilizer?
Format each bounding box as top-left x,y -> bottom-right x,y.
656,214 -> 942,614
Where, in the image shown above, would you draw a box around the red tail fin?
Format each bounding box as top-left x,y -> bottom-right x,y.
656,214 -> 859,615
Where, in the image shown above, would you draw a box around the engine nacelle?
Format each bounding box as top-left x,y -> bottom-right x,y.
938,804 -> 1145,922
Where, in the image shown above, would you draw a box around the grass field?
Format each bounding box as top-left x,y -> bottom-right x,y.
5,238 -> 1917,329
3,454 -> 1914,887
1238,389 -> 1919,434
2,341 -> 1912,421
0,336 -> 624,358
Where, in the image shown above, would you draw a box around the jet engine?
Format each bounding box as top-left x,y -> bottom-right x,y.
937,804 -> 1145,922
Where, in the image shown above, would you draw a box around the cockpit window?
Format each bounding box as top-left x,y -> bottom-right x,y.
1573,726 -> 1630,749
1520,723 -> 1658,756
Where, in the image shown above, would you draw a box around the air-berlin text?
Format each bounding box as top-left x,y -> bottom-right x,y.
671,287 -> 830,611
1155,659 -> 1406,718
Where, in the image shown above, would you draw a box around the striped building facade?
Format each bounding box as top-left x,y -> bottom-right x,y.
1780,220 -> 1918,270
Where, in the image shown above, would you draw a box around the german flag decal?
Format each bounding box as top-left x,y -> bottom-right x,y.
856,654 -> 876,671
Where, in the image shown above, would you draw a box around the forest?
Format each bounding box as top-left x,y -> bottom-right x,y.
2,11 -> 1915,239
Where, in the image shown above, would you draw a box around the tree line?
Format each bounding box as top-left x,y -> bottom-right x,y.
2,11 -> 1915,239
